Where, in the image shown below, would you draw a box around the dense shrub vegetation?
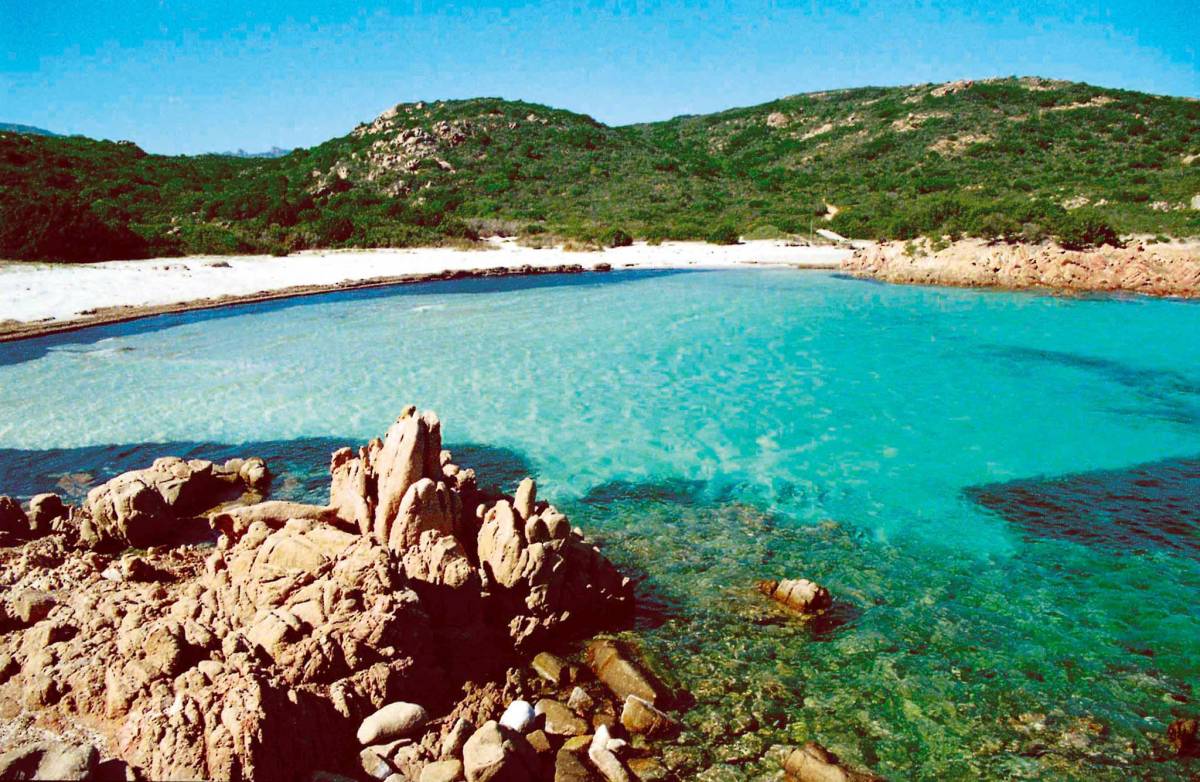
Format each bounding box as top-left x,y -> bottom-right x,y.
1,78 -> 1197,261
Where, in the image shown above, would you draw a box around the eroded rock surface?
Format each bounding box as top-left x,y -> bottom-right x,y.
843,239 -> 1200,297
0,407 -> 633,782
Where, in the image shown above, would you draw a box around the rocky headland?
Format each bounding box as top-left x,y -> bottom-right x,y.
0,406 -> 885,782
842,239 -> 1200,297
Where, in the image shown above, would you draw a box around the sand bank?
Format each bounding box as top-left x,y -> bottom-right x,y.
0,239 -> 851,341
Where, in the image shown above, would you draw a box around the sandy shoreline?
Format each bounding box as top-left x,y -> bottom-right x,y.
0,239 -> 851,342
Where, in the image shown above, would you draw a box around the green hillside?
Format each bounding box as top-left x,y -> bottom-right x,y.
2,78 -> 1198,261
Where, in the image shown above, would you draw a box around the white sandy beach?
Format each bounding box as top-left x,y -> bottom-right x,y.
0,238 -> 852,325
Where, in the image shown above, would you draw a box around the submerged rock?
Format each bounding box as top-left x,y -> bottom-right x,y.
619,695 -> 679,738
1168,717 -> 1198,757
758,578 -> 832,615
783,742 -> 884,782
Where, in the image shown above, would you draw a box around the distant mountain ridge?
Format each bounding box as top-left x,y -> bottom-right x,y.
210,146 -> 292,159
0,76 -> 1197,261
0,123 -> 60,137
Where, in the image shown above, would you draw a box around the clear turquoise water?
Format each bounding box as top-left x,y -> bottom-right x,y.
1,270 -> 1198,779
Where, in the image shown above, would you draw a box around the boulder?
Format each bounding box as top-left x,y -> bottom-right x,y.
499,700 -> 536,733
28,492 -> 68,533
0,494 -> 29,538
11,588 -> 56,625
358,702 -> 430,745
210,500 -> 340,541
0,406 -> 635,782
567,687 -> 594,714
525,729 -> 552,754
585,639 -> 666,706
0,740 -> 98,781
372,408 -> 444,545
619,695 -> 679,738
462,721 -> 537,782
442,717 -> 475,758
85,456 -> 266,548
532,652 -> 570,686
513,478 -> 537,520
536,699 -> 588,737
783,742 -> 883,782
554,738 -> 597,782
421,758 -> 465,782
587,725 -> 630,782
758,578 -> 832,615
122,555 -> 169,582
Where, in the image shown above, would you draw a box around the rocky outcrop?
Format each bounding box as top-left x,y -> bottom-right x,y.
84,456 -> 268,548
0,494 -> 29,541
843,239 -> 1200,297
0,406 -> 633,782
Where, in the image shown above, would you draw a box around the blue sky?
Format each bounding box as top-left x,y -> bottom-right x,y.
2,0 -> 1196,155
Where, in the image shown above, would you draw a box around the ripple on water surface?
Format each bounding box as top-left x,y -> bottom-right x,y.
0,269 -> 1198,780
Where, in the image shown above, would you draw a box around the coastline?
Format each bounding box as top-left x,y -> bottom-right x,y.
843,238 -> 1200,299
0,238 -> 851,343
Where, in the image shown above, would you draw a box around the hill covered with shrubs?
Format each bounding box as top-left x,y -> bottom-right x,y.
1,77 -> 1197,261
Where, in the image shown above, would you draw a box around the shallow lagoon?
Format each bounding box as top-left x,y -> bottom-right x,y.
1,270 -> 1197,779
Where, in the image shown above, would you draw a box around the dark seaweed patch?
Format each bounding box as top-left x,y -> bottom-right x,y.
967,456 -> 1200,557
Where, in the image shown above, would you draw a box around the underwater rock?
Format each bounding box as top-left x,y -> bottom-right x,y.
619,695 -> 679,738
758,578 -> 832,615
1168,717 -> 1198,757
783,742 -> 883,782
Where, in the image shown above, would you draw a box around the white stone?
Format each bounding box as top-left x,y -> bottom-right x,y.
498,699 -> 535,733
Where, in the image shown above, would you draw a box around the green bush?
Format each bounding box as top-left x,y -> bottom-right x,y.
0,195 -> 149,261
706,223 -> 740,245
315,215 -> 355,245
604,228 -> 633,247
1053,210 -> 1121,250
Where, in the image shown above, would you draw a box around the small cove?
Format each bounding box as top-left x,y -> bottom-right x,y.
1,268 -> 1197,779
